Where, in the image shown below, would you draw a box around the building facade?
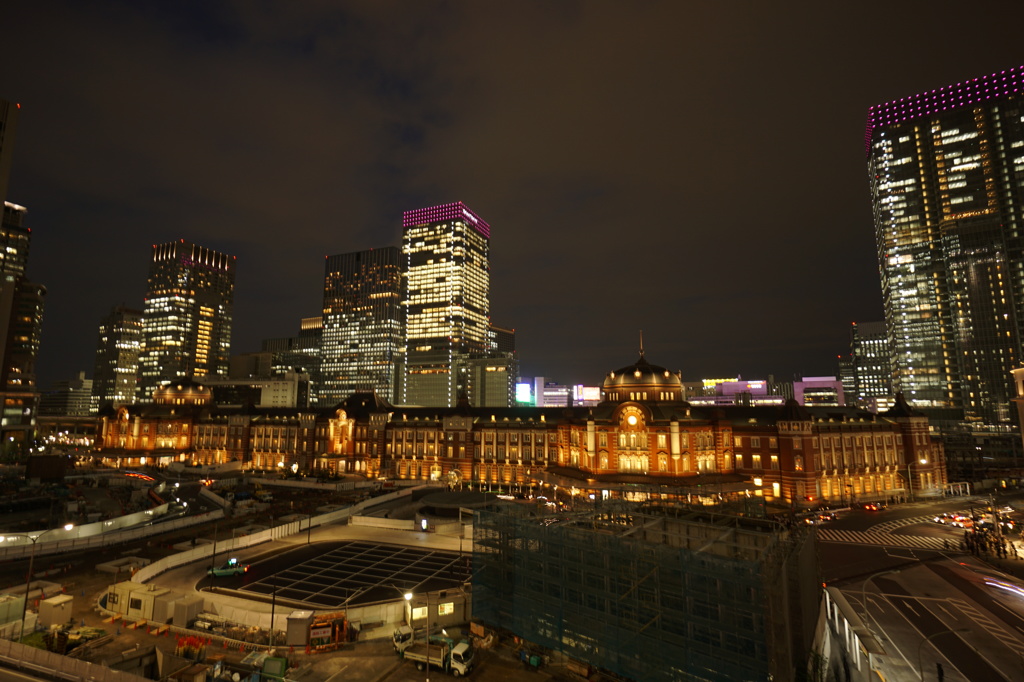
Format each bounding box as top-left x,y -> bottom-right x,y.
39,371 -> 94,417
92,305 -> 143,410
848,321 -> 891,406
320,247 -> 402,405
95,350 -> 945,505
868,66 -> 1024,423
401,202 -> 490,407
137,240 -> 235,402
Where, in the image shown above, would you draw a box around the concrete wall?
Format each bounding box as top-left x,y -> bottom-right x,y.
349,516 -> 415,530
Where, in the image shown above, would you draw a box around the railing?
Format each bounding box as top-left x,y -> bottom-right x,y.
131,487 -> 413,585
0,638 -> 149,682
0,509 -> 226,561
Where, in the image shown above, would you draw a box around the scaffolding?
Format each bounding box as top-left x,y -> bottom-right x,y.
472,503 -> 818,681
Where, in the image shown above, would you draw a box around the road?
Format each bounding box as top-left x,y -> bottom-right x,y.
822,494 -> 1024,681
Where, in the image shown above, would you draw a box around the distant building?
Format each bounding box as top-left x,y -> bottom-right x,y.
257,316 -> 323,376
137,240 -> 235,402
522,378 -> 602,407
401,202 -> 490,407
465,356 -> 515,407
245,316 -> 322,399
488,324 -> 516,354
200,371 -> 310,408
688,378 -> 786,407
794,376 -> 844,407
320,247 -> 402,404
849,321 -> 891,406
91,305 -> 143,410
39,371 -> 94,416
868,65 -> 1024,423
0,201 -> 29,279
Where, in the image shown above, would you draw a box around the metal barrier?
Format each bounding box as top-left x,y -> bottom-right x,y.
0,638 -> 149,682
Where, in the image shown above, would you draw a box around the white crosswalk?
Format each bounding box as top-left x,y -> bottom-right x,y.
869,514 -> 943,533
817,527 -> 951,550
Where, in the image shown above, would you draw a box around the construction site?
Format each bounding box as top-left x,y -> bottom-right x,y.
471,502 -> 821,681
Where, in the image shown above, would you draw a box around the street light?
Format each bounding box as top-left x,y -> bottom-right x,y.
905,462 -> 914,502
404,589 -> 433,682
916,627 -> 968,680
861,569 -> 900,641
3,524 -> 74,641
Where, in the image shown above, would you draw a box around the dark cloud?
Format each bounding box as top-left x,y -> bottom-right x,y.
2,0 -> 1023,389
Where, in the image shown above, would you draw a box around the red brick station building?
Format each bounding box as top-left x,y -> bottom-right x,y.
95,350 -> 946,508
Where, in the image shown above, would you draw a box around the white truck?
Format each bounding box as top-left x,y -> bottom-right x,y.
397,632 -> 474,677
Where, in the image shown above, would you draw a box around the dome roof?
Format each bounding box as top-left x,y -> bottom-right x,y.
603,353 -> 682,392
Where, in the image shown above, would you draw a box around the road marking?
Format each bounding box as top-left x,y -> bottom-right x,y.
818,528 -> 948,549
870,515 -> 943,532
324,666 -> 349,682
950,599 -> 1024,655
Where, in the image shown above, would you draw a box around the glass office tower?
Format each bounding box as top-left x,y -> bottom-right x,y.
320,247 -> 402,404
92,305 -> 143,410
401,202 -> 490,406
137,240 -> 235,401
867,66 -> 1024,423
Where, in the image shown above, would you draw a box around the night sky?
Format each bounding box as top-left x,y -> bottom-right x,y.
3,1 -> 1024,390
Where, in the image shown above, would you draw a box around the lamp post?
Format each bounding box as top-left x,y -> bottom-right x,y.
860,569 -> 900,641
210,519 -> 219,571
916,628 -> 968,680
905,462 -> 914,502
269,581 -> 277,646
7,524 -> 74,641
424,591 -> 431,682
404,589 -> 433,682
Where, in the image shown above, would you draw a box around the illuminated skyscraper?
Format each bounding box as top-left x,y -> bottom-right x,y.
401,202 -> 490,406
0,98 -> 44,452
92,305 -> 143,409
320,247 -> 402,404
867,66 -> 1024,423
137,240 -> 235,401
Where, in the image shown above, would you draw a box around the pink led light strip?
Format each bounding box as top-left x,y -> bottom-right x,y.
864,66 -> 1024,156
402,202 -> 491,238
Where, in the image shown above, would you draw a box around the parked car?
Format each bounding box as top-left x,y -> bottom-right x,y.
208,558 -> 250,577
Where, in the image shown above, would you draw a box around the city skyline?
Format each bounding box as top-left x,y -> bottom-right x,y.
3,2 -> 1024,390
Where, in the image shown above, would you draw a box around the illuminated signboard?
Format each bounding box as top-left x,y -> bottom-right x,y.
516,383 -> 533,404
573,385 -> 601,402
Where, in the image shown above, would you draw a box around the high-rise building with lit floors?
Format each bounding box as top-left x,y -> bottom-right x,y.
867,65 -> 1024,423
137,240 -> 235,402
0,100 -> 45,454
0,202 -> 29,278
320,247 -> 402,404
848,321 -> 892,408
92,305 -> 143,410
401,202 -> 490,407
